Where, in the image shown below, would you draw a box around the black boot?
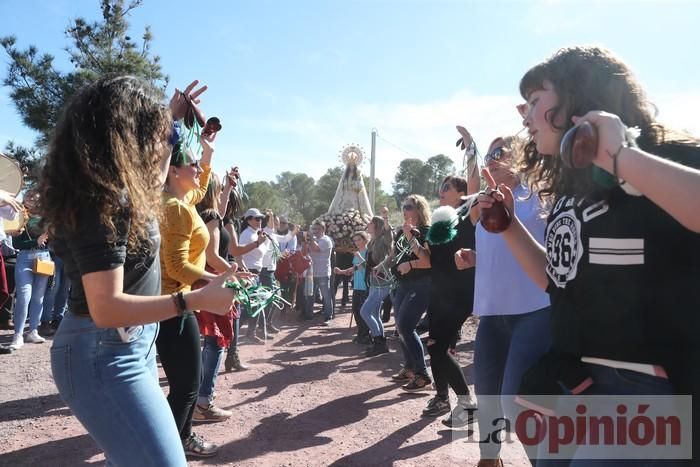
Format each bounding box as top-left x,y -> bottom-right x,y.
224,350 -> 249,372
365,336 -> 389,357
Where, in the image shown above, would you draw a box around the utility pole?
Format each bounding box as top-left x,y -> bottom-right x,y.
369,128 -> 377,213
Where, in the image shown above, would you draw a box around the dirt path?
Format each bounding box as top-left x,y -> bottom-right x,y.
0,301 -> 530,466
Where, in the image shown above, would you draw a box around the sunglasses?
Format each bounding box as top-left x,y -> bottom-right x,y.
402,204 -> 416,211
484,147 -> 506,164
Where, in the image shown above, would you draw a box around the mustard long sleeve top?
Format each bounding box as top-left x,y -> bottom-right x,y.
160,164 -> 212,294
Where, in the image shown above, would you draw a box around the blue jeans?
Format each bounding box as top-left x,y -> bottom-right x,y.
360,286 -> 391,337
51,313 -> 186,466
198,335 -> 224,406
42,255 -> 70,323
474,307 -> 552,459
393,276 -> 431,375
14,249 -> 50,335
313,276 -> 334,319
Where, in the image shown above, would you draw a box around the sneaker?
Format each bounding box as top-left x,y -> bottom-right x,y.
442,395 -> 477,428
401,374 -> 432,392
0,345 -> 13,354
391,367 -> 415,382
422,395 -> 451,417
182,432 -> 218,457
352,335 -> 372,345
25,330 -> 46,344
193,403 -> 232,423
39,322 -> 55,336
9,334 -> 24,350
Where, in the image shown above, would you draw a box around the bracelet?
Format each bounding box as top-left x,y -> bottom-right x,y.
171,291 -> 188,317
610,144 -> 627,186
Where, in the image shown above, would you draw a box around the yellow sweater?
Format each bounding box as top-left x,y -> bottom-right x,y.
160,164 -> 212,294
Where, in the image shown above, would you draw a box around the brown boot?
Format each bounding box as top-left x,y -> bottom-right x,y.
224,350 -> 248,372
476,459 -> 503,467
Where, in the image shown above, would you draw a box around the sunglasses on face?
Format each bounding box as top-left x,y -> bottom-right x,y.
402,204 -> 416,211
484,147 -> 506,164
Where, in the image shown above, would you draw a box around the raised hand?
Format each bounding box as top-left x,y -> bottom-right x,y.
456,125 -> 473,150
169,80 -> 208,121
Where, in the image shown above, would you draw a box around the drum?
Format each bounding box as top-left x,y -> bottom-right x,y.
1,207 -> 27,235
0,153 -> 23,196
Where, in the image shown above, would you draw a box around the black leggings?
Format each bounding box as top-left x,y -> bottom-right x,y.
427,299 -> 471,397
156,313 -> 201,440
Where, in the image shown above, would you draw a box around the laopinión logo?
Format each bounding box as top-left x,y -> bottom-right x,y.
450,395 -> 692,461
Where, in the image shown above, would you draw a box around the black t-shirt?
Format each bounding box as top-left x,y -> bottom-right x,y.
392,226 -> 430,282
428,205 -> 476,311
53,208 -> 161,316
200,210 -> 230,260
545,143 -> 700,389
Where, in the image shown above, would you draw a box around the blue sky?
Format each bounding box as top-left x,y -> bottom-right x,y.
1,0 -> 700,187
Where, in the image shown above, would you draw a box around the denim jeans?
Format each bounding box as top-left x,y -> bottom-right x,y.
313,276 -> 334,319
393,276 -> 431,375
474,307 -> 551,459
360,287 -> 391,337
198,335 -> 224,406
51,313 -> 186,466
14,249 -> 50,335
42,255 -> 70,324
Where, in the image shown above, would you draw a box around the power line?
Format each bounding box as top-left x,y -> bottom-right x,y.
374,132 -> 423,160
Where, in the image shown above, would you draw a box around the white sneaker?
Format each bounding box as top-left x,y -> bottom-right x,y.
9,334 -> 24,350
25,330 -> 46,344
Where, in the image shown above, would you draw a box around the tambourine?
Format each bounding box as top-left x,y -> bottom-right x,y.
1,206 -> 27,235
0,153 -> 23,196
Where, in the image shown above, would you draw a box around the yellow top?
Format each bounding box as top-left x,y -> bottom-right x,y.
160,164 -> 212,294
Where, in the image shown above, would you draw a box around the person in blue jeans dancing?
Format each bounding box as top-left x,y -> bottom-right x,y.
42,77 -> 239,466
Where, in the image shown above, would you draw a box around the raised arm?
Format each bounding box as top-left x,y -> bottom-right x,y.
577,111 -> 700,233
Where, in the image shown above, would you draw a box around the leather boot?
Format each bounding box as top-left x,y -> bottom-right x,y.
224,350 -> 248,372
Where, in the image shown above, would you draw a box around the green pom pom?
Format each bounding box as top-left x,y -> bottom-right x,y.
427,220 -> 457,245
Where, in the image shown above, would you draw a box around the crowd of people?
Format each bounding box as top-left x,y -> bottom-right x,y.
0,44 -> 699,467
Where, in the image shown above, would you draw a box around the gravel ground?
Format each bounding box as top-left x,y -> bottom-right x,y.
0,300 -> 530,466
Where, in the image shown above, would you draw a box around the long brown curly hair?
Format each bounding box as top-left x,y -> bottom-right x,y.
518,45 -> 697,200
39,75 -> 171,253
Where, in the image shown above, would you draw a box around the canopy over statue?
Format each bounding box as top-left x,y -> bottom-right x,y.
327,145 -> 373,217
316,145 -> 373,251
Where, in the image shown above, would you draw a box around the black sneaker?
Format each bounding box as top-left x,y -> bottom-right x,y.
421,396 -> 451,417
182,432 -> 218,457
352,335 -> 372,345
401,374 -> 432,393
442,395 -> 477,428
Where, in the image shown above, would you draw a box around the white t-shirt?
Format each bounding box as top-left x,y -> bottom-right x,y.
0,205 -> 18,252
309,235 -> 333,277
261,228 -> 296,271
239,226 -> 267,271
473,184 -> 551,316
